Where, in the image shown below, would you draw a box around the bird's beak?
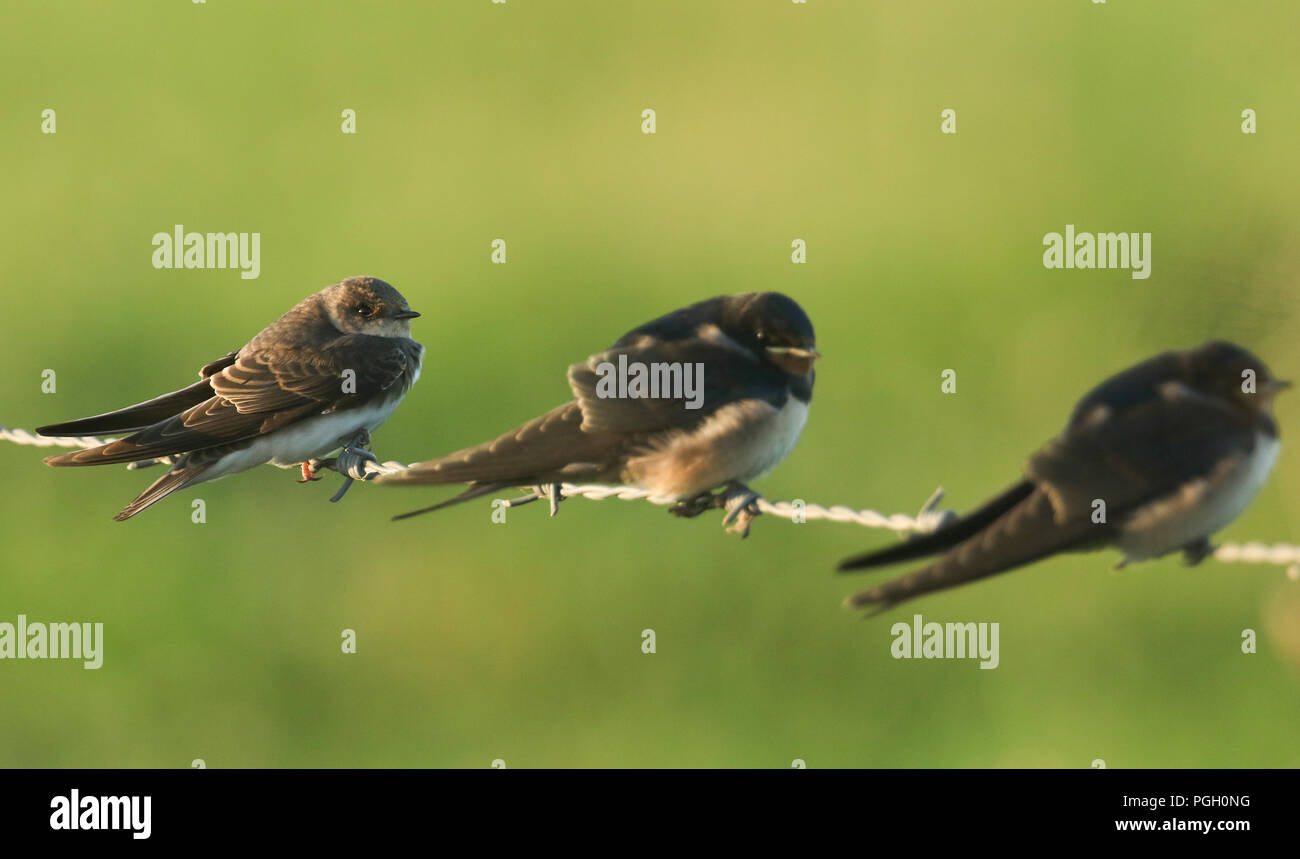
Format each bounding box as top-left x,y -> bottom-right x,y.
764,345 -> 820,375
394,310 -> 421,320
765,345 -> 821,361
1264,379 -> 1292,394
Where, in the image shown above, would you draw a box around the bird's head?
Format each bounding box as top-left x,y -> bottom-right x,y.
725,292 -> 820,377
1183,340 -> 1290,415
324,276 -> 420,337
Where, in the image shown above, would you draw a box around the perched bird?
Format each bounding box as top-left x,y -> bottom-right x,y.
387,292 -> 818,520
38,276 -> 423,520
839,341 -> 1288,612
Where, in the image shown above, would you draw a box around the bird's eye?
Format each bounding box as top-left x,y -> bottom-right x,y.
756,330 -> 767,341
355,303 -> 376,317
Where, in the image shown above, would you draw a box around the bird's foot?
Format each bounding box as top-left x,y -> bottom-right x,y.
667,482 -> 763,537
718,481 -> 762,537
299,461 -> 322,482
1182,537 -> 1215,566
668,491 -> 718,519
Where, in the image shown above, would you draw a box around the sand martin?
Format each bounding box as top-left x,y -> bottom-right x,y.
839,341 -> 1288,612
38,276 -> 423,520
387,292 -> 818,519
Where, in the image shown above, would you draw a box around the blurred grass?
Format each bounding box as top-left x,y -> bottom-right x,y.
1,0 -> 1299,767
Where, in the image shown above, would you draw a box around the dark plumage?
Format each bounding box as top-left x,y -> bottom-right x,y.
389,292 -> 819,519
839,341 -> 1288,613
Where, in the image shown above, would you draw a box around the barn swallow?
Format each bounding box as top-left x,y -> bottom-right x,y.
838,341 -> 1288,613
37,276 -> 423,520
387,292 -> 818,519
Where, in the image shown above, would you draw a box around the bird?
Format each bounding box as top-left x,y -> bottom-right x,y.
386,291 -> 819,521
838,341 -> 1288,613
37,276 -> 423,521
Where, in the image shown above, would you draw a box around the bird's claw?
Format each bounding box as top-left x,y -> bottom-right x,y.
719,482 -> 762,537
667,483 -> 763,537
668,492 -> 717,519
299,461 -> 322,482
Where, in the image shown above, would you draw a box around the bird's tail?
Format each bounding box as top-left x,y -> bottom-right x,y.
391,482 -> 515,520
113,466 -> 205,521
386,401 -> 622,519
36,377 -> 216,438
837,480 -> 1036,571
843,488 -> 1098,613
45,439 -> 175,468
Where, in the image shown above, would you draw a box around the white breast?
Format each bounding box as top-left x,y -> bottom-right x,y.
735,396 -> 810,481
198,396 -> 407,482
627,396 -> 810,498
1118,433 -> 1279,561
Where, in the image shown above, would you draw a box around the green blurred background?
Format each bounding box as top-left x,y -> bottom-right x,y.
2,1 -> 1299,768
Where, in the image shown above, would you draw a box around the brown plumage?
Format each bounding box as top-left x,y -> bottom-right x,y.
37,277 -> 423,520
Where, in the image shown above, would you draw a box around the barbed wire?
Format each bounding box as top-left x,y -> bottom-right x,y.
2,423 -> 1297,576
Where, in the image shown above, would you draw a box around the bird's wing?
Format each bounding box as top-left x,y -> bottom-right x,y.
1026,383 -> 1260,523
566,334 -> 785,434
44,336 -> 417,466
837,481 -> 1036,572
36,351 -> 239,437
844,488 -> 1089,612
390,334 -> 783,489
198,351 -> 240,380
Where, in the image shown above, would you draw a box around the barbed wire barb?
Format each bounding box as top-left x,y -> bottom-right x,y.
3,423 -> 1296,576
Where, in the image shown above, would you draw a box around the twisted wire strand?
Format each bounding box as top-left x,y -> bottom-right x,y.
0,425 -> 114,451
2,424 -> 1296,574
